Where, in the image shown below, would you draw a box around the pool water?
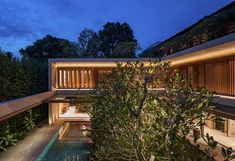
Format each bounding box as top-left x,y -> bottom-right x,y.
43,140 -> 90,161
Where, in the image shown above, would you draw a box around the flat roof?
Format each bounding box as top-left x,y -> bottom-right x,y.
45,95 -> 76,103
208,104 -> 235,120
48,57 -> 159,63
49,58 -> 160,68
207,95 -> 235,120
163,33 -> 235,66
48,33 -> 235,67
145,2 -> 235,56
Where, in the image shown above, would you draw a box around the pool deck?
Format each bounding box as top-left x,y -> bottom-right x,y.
0,120 -> 63,161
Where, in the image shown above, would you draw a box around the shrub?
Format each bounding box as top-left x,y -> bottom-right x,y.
90,61 -> 234,161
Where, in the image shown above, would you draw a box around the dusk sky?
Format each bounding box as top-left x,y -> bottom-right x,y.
0,0 -> 234,57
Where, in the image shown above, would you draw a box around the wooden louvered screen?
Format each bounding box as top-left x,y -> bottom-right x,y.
219,62 -> 228,94
228,58 -> 235,95
204,62 -> 229,94
198,63 -> 205,87
179,58 -> 235,95
205,64 -> 213,91
204,63 -> 229,94
56,68 -> 96,89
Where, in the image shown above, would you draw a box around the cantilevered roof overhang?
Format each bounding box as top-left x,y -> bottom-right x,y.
0,91 -> 55,121
45,94 -> 76,103
49,58 -> 159,68
207,105 -> 235,120
209,95 -> 235,120
163,33 -> 235,66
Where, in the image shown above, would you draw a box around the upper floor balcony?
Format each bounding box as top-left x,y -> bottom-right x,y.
153,3 -> 235,58
48,58 -> 158,92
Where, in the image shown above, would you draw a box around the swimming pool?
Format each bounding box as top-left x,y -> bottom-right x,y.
43,140 -> 90,161
37,122 -> 91,161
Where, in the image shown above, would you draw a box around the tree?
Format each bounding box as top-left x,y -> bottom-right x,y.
20,35 -> 78,59
0,48 -> 53,152
113,41 -> 139,58
90,61 -> 234,160
98,22 -> 138,57
21,57 -> 48,93
0,49 -> 32,102
77,28 -> 100,57
19,35 -> 79,92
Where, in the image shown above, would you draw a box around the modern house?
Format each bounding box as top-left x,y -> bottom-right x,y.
46,58 -> 157,124
45,30 -> 235,138
144,1 -> 235,138
0,2 -> 235,160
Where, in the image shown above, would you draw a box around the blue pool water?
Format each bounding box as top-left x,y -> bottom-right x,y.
43,140 -> 90,161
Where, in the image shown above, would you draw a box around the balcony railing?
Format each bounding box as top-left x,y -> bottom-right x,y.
157,8 -> 235,57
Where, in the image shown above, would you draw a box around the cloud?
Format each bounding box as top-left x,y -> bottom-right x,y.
0,0 -> 110,56
0,0 -> 233,57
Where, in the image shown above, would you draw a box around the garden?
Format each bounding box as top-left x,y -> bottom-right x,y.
89,61 -> 235,161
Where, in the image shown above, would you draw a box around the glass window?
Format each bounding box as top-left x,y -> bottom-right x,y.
215,116 -> 225,132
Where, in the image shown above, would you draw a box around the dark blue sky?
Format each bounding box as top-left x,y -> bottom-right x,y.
0,0 -> 234,57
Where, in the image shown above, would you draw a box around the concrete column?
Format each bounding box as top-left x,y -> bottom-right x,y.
228,119 -> 235,137
48,103 -> 59,124
48,103 -> 53,124
205,113 -> 215,129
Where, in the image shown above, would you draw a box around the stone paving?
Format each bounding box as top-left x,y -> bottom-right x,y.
204,126 -> 235,150
0,121 -> 63,161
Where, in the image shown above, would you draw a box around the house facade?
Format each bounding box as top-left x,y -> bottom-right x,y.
45,1 -> 235,136
46,31 -> 235,138
164,32 -> 235,137
46,58 -> 158,124
146,1 -> 235,138
0,1 -> 234,154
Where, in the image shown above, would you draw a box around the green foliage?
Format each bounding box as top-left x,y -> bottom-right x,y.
0,47 -> 48,152
0,135 -> 17,151
140,5 -> 235,58
69,92 -> 96,113
99,22 -> 138,57
0,104 -> 48,152
24,110 -> 36,131
90,61 -> 218,161
0,49 -> 32,102
0,125 -> 17,151
0,49 -> 49,102
20,35 -> 78,59
201,133 -> 235,160
23,116 -> 36,131
113,41 -> 139,58
222,147 -> 235,161
22,57 -> 48,93
77,28 -> 100,57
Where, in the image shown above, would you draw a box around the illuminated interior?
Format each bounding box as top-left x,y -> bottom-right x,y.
48,102 -> 91,123
59,105 -> 90,119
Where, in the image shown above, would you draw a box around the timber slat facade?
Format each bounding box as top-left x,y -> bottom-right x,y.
179,56 -> 235,96
54,67 -> 111,89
